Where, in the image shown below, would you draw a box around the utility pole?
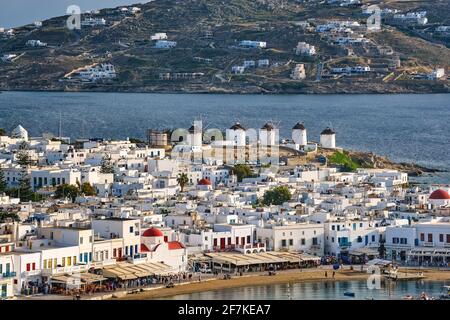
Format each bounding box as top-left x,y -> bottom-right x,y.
59,112 -> 62,139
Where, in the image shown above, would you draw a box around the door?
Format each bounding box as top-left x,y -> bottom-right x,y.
220,238 -> 225,249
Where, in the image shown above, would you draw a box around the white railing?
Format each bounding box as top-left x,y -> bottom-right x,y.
42,265 -> 88,276
22,270 -> 41,277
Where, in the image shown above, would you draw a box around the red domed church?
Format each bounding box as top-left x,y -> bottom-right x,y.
139,227 -> 187,271
429,189 -> 450,207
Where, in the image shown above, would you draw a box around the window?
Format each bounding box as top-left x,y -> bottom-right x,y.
228,237 -> 231,245
357,236 -> 363,243
281,239 -> 287,247
80,237 -> 83,244
67,257 -> 72,266
289,239 -> 294,246
247,235 -> 251,244
113,249 -> 117,257
447,234 -> 450,244
312,237 -> 318,245
129,226 -> 134,233
439,234 -> 444,242
400,238 -> 407,245
372,235 -> 375,242
331,225 -> 335,231
331,237 -> 335,243
393,237 -> 399,244
420,233 -> 425,241
89,236 -> 93,243
213,239 -> 217,247
301,238 -> 306,245
428,234 -> 433,243
26,263 -> 31,271
61,257 -> 65,267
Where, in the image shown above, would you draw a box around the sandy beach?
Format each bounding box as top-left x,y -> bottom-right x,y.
119,268 -> 450,300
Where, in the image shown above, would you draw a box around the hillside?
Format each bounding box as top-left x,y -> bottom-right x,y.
0,0 -> 449,93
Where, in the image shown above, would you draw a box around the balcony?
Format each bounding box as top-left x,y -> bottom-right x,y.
423,242 -> 434,247
89,259 -> 117,268
0,272 -> 17,280
339,242 -> 352,250
41,265 -> 88,276
235,243 -> 266,254
23,270 -> 41,277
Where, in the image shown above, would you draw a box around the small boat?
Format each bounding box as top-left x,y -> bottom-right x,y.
402,294 -> 415,300
344,292 -> 355,297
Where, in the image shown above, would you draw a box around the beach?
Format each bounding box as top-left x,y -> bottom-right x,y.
119,268 -> 450,300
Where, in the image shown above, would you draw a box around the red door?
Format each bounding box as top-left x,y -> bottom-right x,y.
241,237 -> 245,245
220,238 -> 225,249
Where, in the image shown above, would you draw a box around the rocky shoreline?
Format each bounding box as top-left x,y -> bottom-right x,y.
340,150 -> 442,176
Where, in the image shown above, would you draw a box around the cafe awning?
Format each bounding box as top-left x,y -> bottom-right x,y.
102,262 -> 174,279
349,248 -> 379,256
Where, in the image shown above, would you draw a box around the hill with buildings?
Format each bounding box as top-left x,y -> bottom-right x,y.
0,0 -> 449,93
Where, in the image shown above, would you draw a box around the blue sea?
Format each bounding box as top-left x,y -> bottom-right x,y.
160,280 -> 448,300
0,92 -> 448,183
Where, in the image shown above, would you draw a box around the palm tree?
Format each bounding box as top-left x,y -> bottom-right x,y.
177,173 -> 189,192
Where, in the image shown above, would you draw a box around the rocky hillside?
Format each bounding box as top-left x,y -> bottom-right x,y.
0,0 -> 449,93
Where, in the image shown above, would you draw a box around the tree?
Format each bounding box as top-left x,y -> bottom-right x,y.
7,170 -> 39,202
263,186 -> 292,206
0,211 -> 19,223
232,164 -> 254,182
0,167 -> 7,194
177,173 -> 189,192
55,184 -> 80,202
16,141 -> 35,167
80,182 -> 97,196
129,137 -> 145,145
100,155 -> 115,174
0,128 -> 6,136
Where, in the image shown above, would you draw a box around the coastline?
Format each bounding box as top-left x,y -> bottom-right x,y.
118,268 -> 450,300
0,87 -> 449,95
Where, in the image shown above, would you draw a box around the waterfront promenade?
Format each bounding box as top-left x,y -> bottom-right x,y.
15,266 -> 450,300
